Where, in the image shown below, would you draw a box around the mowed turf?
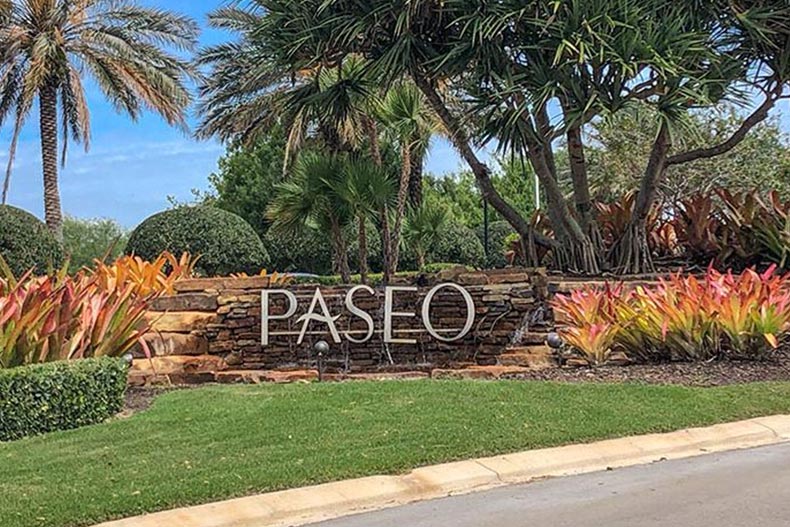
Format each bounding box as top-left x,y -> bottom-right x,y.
4,380 -> 790,527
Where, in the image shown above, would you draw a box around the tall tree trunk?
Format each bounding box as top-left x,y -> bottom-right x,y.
412,73 -> 556,261
390,142 -> 412,274
39,82 -> 62,240
357,215 -> 369,285
363,116 -> 382,166
1,110 -> 24,205
613,122 -> 672,274
565,124 -> 594,233
365,116 -> 394,284
565,121 -> 605,262
523,130 -> 600,274
380,208 -> 393,284
330,217 -> 351,283
408,146 -> 424,207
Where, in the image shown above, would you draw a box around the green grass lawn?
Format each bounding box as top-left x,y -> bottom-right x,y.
5,380 -> 790,527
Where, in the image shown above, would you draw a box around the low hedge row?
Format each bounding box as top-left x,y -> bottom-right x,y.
0,357 -> 129,441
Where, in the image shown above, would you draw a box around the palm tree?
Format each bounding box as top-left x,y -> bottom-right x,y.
337,157 -> 396,284
267,152 -> 353,283
376,82 -> 438,273
404,200 -> 448,270
0,0 -> 198,239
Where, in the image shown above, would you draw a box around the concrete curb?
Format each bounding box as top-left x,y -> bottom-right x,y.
95,415 -> 790,527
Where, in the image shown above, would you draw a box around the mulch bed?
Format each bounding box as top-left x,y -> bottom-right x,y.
505,349 -> 790,387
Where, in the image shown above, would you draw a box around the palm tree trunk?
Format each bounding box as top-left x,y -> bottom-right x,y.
330,216 -> 351,283
358,215 -> 369,285
390,142 -> 412,274
380,207 -> 393,283
39,82 -> 63,241
408,146 -> 424,207
364,115 -> 393,284
363,116 -> 382,166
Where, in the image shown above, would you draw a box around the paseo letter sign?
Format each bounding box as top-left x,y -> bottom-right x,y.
261,283 -> 475,346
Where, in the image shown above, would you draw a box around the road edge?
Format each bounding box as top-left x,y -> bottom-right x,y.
95,415 -> 790,527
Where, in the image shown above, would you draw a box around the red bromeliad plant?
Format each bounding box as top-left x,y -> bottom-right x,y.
0,254 -> 173,368
551,266 -> 790,365
551,284 -> 623,365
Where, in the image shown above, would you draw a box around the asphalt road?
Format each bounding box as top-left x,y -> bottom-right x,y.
309,443 -> 790,527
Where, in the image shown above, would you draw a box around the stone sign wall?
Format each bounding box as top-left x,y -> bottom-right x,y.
136,268 -> 553,383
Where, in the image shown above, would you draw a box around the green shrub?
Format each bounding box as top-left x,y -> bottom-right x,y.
63,216 -> 128,273
265,227 -> 333,275
430,221 -> 485,268
476,220 -> 515,268
126,206 -> 268,276
0,357 -> 128,441
0,205 -> 63,277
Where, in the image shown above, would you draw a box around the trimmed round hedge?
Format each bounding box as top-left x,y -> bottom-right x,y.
431,221 -> 485,268
126,207 -> 268,276
399,220 -> 485,270
265,228 -> 334,275
0,205 -> 63,277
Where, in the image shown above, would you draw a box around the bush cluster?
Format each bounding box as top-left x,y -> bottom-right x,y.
126,206 -> 268,276
430,221 -> 485,268
476,220 -> 515,268
0,357 -> 129,441
0,205 -> 63,277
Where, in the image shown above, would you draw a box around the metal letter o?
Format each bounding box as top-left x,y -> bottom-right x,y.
421,283 -> 475,342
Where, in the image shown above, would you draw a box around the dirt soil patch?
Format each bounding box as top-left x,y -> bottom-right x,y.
505,350 -> 790,387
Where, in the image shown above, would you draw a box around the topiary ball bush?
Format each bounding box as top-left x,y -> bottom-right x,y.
126,206 -> 268,276
431,221 -> 486,268
400,220 -> 486,270
265,227 -> 334,275
0,205 -> 63,277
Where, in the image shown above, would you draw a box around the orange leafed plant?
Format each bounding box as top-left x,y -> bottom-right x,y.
551,266 -> 790,365
89,252 -> 199,296
229,268 -> 292,286
551,284 -> 622,365
0,259 -> 154,368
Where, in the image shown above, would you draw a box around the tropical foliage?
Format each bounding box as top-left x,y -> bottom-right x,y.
552,266 -> 790,365
0,250 -> 201,368
206,0 -> 790,275
0,262 -> 154,368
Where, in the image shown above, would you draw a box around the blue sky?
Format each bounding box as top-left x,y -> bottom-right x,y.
2,0 -> 789,229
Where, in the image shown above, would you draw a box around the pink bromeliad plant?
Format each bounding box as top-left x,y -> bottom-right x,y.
0,266 -> 155,368
551,266 -> 790,365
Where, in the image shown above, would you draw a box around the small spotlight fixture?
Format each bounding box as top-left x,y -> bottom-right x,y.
546,332 -> 564,350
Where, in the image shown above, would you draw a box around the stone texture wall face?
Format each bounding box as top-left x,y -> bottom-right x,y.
146,269 -> 551,373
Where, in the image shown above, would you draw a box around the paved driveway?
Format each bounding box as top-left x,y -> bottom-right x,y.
309,443 -> 790,527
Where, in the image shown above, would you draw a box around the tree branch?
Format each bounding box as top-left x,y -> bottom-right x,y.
412,72 -> 558,250
667,84 -> 785,166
